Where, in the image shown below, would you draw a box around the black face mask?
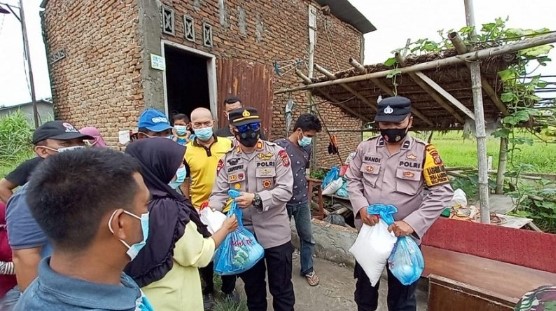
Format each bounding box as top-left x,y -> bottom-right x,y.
380,127 -> 408,143
236,129 -> 260,147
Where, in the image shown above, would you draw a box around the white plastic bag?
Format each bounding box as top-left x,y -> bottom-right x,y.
322,178 -> 343,195
200,207 -> 227,234
349,219 -> 398,286
449,188 -> 467,208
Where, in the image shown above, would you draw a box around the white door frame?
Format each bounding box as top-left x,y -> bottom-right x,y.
160,40 -> 218,117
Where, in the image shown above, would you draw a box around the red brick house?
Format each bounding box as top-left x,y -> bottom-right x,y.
40,0 -> 375,166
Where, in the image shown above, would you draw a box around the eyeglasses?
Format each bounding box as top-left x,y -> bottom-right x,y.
235,122 -> 261,133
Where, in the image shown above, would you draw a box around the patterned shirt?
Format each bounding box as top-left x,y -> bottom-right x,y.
275,138 -> 311,204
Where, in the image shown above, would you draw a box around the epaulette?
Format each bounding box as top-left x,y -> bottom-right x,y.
366,135 -> 381,141
413,137 -> 428,146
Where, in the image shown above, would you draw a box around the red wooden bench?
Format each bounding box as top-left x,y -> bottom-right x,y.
421,218 -> 556,310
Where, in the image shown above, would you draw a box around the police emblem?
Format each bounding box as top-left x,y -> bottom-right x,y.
217,159 -> 224,172
262,179 -> 272,189
242,110 -> 251,117
384,105 -> 394,114
234,183 -> 241,189
403,171 -> 415,178
406,153 -> 417,160
365,165 -> 374,173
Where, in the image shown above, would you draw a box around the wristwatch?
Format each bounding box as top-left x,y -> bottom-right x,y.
253,193 -> 263,210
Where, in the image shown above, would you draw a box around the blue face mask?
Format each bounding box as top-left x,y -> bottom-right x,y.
169,166 -> 187,189
298,132 -> 312,147
195,127 -> 213,141
174,125 -> 188,136
108,210 -> 150,261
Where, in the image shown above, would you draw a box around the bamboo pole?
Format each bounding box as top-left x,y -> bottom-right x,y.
314,64 -> 376,110
448,32 -> 508,115
395,53 -> 466,123
295,69 -> 371,122
274,32 -> 556,95
465,0 -> 490,224
496,137 -> 508,194
349,58 -> 367,73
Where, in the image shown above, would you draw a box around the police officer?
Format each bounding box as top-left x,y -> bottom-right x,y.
345,96 -> 453,311
209,107 -> 295,311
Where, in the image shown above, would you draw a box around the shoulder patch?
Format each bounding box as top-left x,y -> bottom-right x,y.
265,140 -> 277,146
366,135 -> 381,142
423,144 -> 449,187
278,149 -> 290,167
217,159 -> 224,172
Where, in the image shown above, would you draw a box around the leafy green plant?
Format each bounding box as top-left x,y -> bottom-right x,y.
0,111 -> 34,177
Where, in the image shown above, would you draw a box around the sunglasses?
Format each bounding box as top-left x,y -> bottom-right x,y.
235,122 -> 261,133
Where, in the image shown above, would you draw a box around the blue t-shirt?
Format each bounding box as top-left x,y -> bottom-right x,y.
15,258 -> 154,311
6,184 -> 52,257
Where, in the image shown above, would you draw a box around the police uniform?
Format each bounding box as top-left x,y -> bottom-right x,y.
208,107 -> 295,311
345,96 -> 453,311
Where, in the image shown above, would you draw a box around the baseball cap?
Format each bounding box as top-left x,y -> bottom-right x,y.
138,108 -> 172,132
32,121 -> 93,145
228,107 -> 261,126
79,127 -> 107,147
374,96 -> 412,122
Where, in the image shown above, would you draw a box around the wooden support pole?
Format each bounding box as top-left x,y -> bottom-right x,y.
395,53 -> 467,124
349,58 -> 367,74
496,137 -> 508,194
449,32 -> 508,116
274,32 -> 556,94
465,0 -> 490,224
314,63 -> 376,110
295,69 -> 371,122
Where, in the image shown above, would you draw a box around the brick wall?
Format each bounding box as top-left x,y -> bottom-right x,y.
42,0 -> 143,146
159,0 -> 364,167
43,0 -> 364,166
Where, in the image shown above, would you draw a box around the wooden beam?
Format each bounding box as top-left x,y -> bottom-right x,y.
314,64 -> 376,111
449,32 -> 508,115
295,69 -> 371,122
415,71 -> 476,120
395,53 -> 467,124
274,32 -> 556,94
349,58 -> 367,74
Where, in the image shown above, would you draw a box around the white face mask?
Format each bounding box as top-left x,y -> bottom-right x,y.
108,210 -> 150,261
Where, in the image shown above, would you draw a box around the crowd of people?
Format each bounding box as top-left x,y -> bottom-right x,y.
0,95 -> 459,311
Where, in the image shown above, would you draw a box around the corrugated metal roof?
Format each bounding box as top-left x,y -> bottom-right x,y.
315,0 -> 376,34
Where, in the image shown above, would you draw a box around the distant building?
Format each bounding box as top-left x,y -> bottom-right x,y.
0,99 -> 54,126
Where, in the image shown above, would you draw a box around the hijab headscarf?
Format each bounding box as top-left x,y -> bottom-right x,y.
124,137 -> 210,287
79,127 -> 107,147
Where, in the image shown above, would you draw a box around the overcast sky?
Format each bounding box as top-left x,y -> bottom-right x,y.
0,0 -> 555,106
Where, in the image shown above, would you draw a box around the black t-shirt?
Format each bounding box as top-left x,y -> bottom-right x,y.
5,157 -> 42,186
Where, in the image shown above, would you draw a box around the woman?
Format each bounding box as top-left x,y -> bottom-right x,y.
124,138 -> 237,311
0,202 -> 17,310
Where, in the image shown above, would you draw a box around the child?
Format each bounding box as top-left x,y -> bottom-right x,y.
172,113 -> 192,146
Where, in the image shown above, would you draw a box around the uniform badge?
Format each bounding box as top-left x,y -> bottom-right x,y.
403,171 -> 415,178
406,153 -> 417,160
365,165 -> 374,173
242,110 -> 251,117
427,145 -> 443,165
229,174 -> 238,182
256,141 -> 263,150
384,105 -> 393,114
238,172 -> 245,180
234,183 -> 241,189
278,149 -> 290,167
217,159 -> 224,172
257,152 -> 273,160
262,179 -> 272,189
227,157 -> 241,165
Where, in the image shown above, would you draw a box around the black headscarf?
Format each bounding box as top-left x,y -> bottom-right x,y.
124,137 -> 210,287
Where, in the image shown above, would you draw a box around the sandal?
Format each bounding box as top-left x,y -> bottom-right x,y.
305,271 -> 320,286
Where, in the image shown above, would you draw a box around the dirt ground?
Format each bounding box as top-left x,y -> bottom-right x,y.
235,256 -> 428,311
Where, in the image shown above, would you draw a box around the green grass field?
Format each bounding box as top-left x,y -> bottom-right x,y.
364,131 -> 556,173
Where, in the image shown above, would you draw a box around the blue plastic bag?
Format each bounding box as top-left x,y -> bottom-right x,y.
387,236 -> 425,285
213,190 -> 265,275
335,179 -> 348,198
321,166 -> 340,189
367,204 -> 398,225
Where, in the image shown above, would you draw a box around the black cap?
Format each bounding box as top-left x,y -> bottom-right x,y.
374,96 -> 412,122
32,121 -> 93,145
228,107 -> 261,126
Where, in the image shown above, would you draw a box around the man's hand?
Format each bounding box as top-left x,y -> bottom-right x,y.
235,192 -> 255,208
359,207 -> 379,226
388,221 -> 414,237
